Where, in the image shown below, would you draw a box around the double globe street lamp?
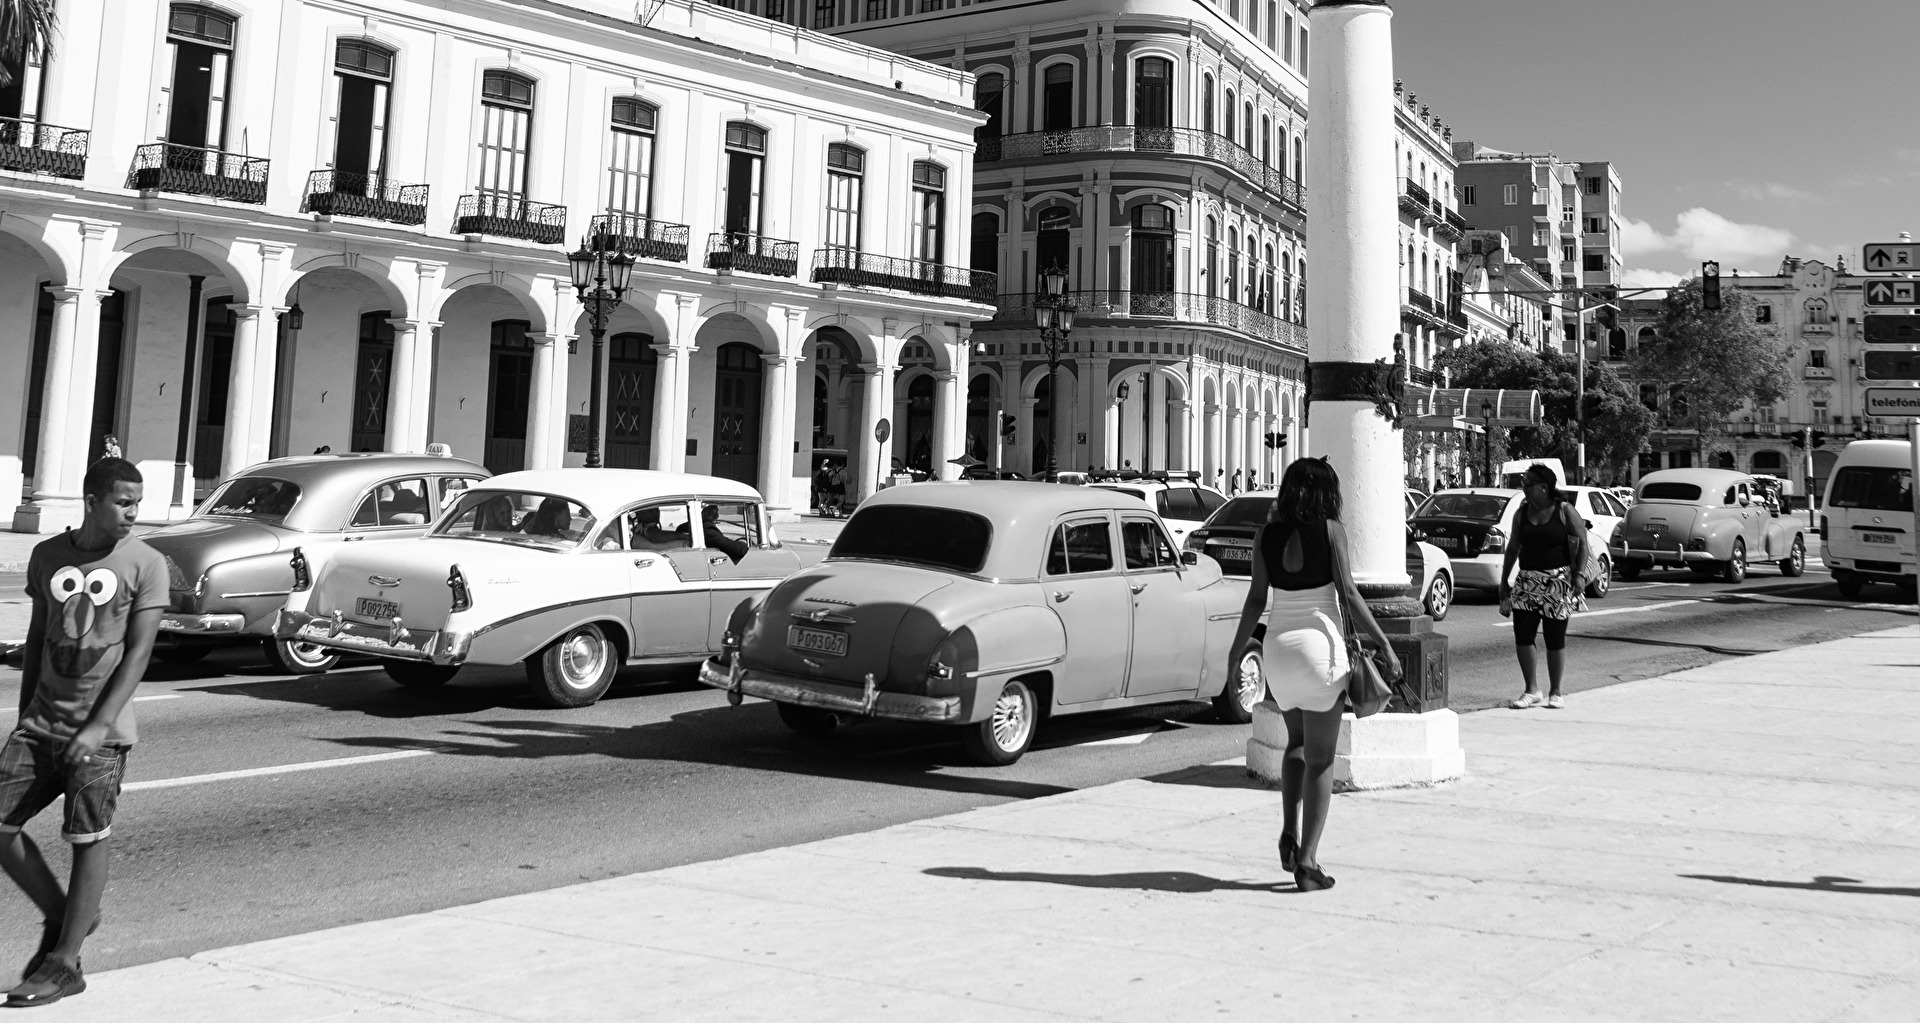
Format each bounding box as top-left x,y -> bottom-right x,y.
1033,266 -> 1076,478
566,236 -> 636,468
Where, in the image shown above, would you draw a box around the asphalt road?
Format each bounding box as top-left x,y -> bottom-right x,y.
0,551 -> 1910,976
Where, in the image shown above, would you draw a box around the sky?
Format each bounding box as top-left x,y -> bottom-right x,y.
1389,0 -> 1920,290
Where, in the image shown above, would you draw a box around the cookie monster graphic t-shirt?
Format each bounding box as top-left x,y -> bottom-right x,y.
22,533 -> 169,746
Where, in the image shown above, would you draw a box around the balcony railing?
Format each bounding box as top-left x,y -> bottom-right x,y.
589,212 -> 690,263
1803,365 -> 1833,379
811,247 -> 996,303
978,126 -> 1304,214
452,192 -> 566,244
301,170 -> 427,225
1399,179 -> 1432,218
990,290 -> 1305,349
126,142 -> 268,203
0,117 -> 87,179
1444,208 -> 1468,234
706,231 -> 798,277
1406,288 -> 1436,314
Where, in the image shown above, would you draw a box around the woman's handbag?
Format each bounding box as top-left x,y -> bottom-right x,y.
1561,502 -> 1604,589
1338,594 -> 1396,718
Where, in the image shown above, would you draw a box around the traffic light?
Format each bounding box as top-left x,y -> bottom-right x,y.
1263,432 -> 1288,450
1812,429 -> 1827,448
1701,261 -> 1722,311
1790,432 -> 1805,449
999,413 -> 1016,439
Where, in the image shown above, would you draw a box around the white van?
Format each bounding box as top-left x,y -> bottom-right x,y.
1821,440 -> 1916,597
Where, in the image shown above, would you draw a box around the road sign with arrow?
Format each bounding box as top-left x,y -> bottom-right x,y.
1863,243 -> 1918,272
1866,280 -> 1918,307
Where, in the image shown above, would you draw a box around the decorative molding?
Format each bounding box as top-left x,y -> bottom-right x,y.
1304,336 -> 1407,428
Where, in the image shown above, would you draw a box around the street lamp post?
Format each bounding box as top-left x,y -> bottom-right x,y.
1481,398 -> 1494,485
1034,266 -> 1075,479
566,235 -> 636,468
1116,379 -> 1131,472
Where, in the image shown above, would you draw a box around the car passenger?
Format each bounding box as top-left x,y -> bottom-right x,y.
521,498 -> 573,539
700,505 -> 751,564
472,496 -> 516,533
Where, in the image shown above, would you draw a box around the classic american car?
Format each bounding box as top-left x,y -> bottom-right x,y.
144,453 -> 490,672
699,482 -> 1266,766
1612,468 -> 1806,582
275,469 -> 823,707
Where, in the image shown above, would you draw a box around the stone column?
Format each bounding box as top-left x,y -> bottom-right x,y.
13,288 -> 99,532
759,352 -> 799,513
525,332 -> 564,470
650,294 -> 701,472
1205,401 -> 1223,480
1223,403 -> 1241,485
855,358 -> 896,504
1168,399 -> 1190,470
1014,395 -> 1036,475
220,306 -> 268,481
383,318 -> 434,454
931,370 -> 961,480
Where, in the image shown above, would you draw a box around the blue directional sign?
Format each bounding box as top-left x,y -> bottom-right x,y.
1863,243 -> 1919,272
1865,280 -> 1918,307
1864,314 -> 1920,344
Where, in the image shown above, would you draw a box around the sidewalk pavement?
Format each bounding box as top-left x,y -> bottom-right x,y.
38,624 -> 1918,1021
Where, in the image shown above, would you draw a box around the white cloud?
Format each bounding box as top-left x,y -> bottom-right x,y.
1620,207 -> 1795,264
1721,180 -> 1820,204
1622,268 -> 1685,290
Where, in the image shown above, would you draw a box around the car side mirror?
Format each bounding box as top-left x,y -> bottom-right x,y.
1181,550 -> 1199,567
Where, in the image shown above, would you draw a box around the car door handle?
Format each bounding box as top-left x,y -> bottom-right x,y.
709,554 -> 730,565
1130,581 -> 1148,594
633,557 -> 656,568
1052,591 -> 1071,602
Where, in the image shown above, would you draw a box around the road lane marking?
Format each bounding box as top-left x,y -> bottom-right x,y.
1492,591 -> 1909,627
1080,732 -> 1154,746
1494,599 -> 1703,627
124,749 -> 436,792
0,694 -> 182,717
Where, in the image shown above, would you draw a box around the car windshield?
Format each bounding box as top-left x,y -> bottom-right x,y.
1415,494 -> 1508,521
197,477 -> 302,524
1209,496 -> 1274,527
1639,482 -> 1703,502
433,491 -> 595,550
831,506 -> 993,573
1828,467 -> 1912,512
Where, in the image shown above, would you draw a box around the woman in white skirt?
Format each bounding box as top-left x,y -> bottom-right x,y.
1228,458 -> 1400,892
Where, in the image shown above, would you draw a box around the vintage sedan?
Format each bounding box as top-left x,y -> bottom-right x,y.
276,469 -> 823,707
144,453 -> 490,672
699,483 -> 1264,766
1612,468 -> 1806,582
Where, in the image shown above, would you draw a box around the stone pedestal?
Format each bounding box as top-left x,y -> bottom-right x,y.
12,499 -> 82,535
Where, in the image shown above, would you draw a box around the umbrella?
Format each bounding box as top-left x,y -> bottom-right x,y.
947,453 -> 985,468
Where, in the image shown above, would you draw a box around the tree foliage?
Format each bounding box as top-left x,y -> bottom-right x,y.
0,0 -> 57,87
1629,275 -> 1793,455
1430,338 -> 1654,485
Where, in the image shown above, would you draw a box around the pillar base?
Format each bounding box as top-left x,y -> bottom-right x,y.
12,498 -> 82,534
1247,704 -> 1465,792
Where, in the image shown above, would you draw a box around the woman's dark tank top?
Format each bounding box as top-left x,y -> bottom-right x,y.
1516,500 -> 1574,570
1259,519 -> 1334,590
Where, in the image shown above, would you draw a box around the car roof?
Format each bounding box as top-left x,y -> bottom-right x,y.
859,481 -> 1162,578
1636,468 -> 1753,488
225,454 -> 490,531
473,469 -> 761,516
1833,439 -> 1911,468
1426,488 -> 1521,499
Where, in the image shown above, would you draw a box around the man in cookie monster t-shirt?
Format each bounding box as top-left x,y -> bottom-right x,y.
0,458 -> 166,1008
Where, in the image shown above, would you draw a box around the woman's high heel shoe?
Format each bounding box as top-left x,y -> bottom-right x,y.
1293,863 -> 1336,892
1278,833 -> 1298,873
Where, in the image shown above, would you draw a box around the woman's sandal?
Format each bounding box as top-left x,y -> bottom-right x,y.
1278,833 -> 1299,873
1293,863 -> 1336,892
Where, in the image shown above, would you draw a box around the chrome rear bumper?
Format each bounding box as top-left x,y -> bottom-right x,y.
274,609 -> 470,665
160,613 -> 246,635
1611,543 -> 1716,566
697,658 -> 962,722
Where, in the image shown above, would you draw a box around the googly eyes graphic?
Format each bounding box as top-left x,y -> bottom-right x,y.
50,566 -> 84,601
83,569 -> 118,606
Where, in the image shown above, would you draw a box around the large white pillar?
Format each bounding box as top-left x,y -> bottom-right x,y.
14,288 -> 96,531
383,318 -> 438,453
650,294 -> 701,472
220,306 -> 267,481
759,352 -> 799,512
525,332 -> 565,470
1205,401 -> 1223,481
1014,396 -> 1036,475
931,370 -> 961,480
855,358 -> 896,504
1223,404 -> 1241,485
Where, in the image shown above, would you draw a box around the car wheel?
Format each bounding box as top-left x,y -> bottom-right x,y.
155,644 -> 212,664
1617,563 -> 1642,581
1722,540 -> 1747,583
526,623 -> 617,708
1780,539 -> 1805,577
776,702 -> 847,734
1423,572 -> 1452,621
263,637 -> 339,674
1835,571 -> 1865,599
1584,557 -> 1611,599
384,660 -> 459,688
1212,642 -> 1264,724
961,679 -> 1038,766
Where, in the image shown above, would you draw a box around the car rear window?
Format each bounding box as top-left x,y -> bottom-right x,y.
198,477 -> 302,525
1638,482 -> 1702,502
832,506 -> 993,573
1208,496 -> 1274,527
1415,494 -> 1508,520
1828,466 -> 1913,512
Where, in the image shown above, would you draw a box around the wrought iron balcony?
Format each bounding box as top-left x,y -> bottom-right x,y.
1405,288 -> 1437,314
452,192 -> 566,244
1433,207 -> 1465,242
977,126 -> 1305,215
810,247 -> 997,304
301,171 -> 427,225
0,117 -> 87,179
1398,179 -> 1432,218
126,143 -> 268,203
1444,208 -> 1468,234
706,232 -> 798,277
589,212 -> 691,263
989,290 -> 1304,349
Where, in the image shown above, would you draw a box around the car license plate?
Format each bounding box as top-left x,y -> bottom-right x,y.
787,625 -> 847,657
1863,532 -> 1897,545
1215,547 -> 1252,562
356,597 -> 401,620
1428,536 -> 1459,550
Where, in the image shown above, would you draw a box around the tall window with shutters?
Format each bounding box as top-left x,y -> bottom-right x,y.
911,161 -> 946,264
1133,57 -> 1171,128
606,98 -> 657,220
476,71 -> 534,212
824,143 -> 864,251
331,40 -> 394,194
721,122 -> 767,244
160,4 -> 236,153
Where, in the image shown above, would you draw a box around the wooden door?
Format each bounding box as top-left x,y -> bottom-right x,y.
710,343 -> 762,485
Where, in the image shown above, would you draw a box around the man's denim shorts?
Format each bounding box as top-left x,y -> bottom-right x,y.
0,729 -> 129,844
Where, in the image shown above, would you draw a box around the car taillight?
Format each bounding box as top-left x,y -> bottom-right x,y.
1482,527 -> 1505,553
1609,525 -> 1623,546
1184,529 -> 1208,552
1819,515 -> 1827,541
447,564 -> 472,612
1687,538 -> 1708,551
290,548 -> 311,591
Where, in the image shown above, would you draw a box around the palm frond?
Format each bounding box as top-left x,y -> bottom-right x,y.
0,0 -> 60,88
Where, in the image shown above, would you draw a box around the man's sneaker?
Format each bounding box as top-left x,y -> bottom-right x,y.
6,958 -> 85,1007
1509,692 -> 1546,709
1546,694 -> 1566,709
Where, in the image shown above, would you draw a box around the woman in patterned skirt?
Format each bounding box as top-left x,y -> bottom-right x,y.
1499,462 -> 1591,709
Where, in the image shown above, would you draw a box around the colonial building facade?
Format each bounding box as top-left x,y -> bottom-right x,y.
1,0 -> 994,531
830,0 -> 1313,485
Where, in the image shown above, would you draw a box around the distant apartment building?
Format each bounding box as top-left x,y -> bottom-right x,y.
1393,81 -> 1465,379
1457,231 -> 1554,352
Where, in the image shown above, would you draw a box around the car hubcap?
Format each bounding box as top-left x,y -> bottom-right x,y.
990,686 -> 1032,751
1236,651 -> 1264,711
290,641 -> 331,667
561,630 -> 607,689
1428,578 -> 1450,616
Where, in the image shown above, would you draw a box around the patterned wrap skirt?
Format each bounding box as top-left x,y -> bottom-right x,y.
1511,565 -> 1587,621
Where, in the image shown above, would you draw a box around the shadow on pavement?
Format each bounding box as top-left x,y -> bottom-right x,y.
1143,763 -> 1271,790
925,866 -> 1286,894
1571,634 -> 1780,657
1681,874 -> 1920,897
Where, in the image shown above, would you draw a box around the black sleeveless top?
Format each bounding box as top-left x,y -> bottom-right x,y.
1259,519 -> 1335,590
1515,500 -> 1574,571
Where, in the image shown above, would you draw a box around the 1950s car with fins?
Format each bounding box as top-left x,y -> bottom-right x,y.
276,469 -> 823,707
1612,467 -> 1806,582
700,482 -> 1266,766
